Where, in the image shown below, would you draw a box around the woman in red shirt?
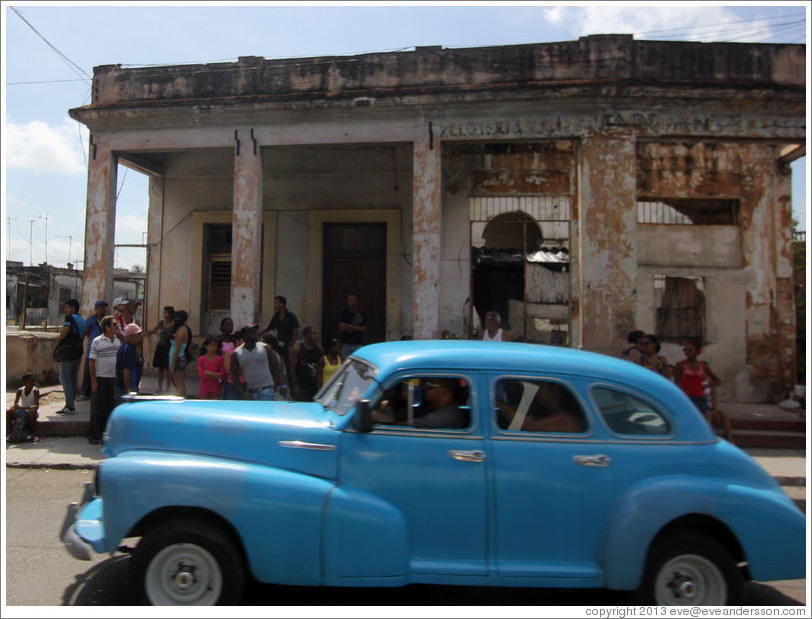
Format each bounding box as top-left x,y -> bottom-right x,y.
674,340 -> 731,441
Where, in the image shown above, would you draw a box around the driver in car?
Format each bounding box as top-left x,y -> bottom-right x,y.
413,378 -> 467,429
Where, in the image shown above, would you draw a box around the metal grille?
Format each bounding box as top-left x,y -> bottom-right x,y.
470,196 -> 571,222
638,199 -> 739,225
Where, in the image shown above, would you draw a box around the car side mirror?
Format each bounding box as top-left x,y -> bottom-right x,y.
353,399 -> 373,433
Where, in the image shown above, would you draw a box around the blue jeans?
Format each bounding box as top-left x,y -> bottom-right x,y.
59,357 -> 82,409
341,343 -> 362,359
249,386 -> 275,401
690,395 -> 709,415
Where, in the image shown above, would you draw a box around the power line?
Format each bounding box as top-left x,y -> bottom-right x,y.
637,13 -> 806,36
10,6 -> 92,83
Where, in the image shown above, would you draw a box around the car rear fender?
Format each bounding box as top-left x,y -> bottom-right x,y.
600,475 -> 805,590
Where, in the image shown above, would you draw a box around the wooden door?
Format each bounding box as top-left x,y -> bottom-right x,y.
322,223 -> 387,347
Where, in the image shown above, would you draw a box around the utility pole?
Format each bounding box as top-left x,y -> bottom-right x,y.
40,213 -> 48,265
28,218 -> 35,266
7,216 -> 16,260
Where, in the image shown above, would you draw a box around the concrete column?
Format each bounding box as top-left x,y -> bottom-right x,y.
81,142 -> 118,313
412,131 -> 442,340
740,144 -> 795,398
231,141 -> 263,329
144,175 -> 164,342
578,133 -> 637,355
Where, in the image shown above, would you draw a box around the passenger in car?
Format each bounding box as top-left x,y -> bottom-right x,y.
372,382 -> 408,424
497,379 -> 585,433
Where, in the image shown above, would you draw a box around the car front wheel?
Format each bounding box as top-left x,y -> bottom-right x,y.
131,517 -> 246,605
638,533 -> 743,606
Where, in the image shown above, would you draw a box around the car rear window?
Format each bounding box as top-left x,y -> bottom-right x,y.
592,387 -> 671,436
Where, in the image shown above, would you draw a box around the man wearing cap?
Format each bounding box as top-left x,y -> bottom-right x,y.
413,378 -> 468,429
116,323 -> 144,404
79,300 -> 109,400
231,324 -> 286,401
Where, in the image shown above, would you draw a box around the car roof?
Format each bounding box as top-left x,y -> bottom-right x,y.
353,340 -> 714,439
355,340 -> 658,386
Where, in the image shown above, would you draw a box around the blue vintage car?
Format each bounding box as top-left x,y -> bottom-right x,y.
61,341 -> 805,605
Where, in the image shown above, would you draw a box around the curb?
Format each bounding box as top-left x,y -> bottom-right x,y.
5,462 -> 98,471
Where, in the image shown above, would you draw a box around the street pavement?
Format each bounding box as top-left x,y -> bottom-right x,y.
5,372 -> 808,512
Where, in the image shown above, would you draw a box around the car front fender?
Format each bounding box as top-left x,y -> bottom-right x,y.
322,483 -> 410,585
100,451 -> 336,586
601,476 -> 806,590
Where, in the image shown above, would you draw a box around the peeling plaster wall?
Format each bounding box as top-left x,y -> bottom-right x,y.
636,141 -> 796,401
580,133 -> 638,356
71,36 -> 804,401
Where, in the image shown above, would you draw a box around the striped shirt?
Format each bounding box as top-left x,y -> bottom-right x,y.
90,334 -> 120,378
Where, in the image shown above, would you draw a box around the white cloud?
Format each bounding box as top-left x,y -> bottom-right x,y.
116,213 -> 149,239
546,5 -> 773,43
6,117 -> 88,175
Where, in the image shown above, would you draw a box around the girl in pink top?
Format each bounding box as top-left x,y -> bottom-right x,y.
198,337 -> 225,399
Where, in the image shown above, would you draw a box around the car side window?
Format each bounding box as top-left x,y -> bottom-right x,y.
592,387 -> 671,436
371,377 -> 471,430
495,378 -> 587,433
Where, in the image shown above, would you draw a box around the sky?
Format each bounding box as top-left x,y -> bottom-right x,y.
2,1 -> 809,272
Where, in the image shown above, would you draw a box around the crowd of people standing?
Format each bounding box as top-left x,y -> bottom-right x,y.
48,292 -> 364,443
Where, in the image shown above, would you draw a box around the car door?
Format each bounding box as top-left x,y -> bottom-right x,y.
339,373 -> 489,577
489,375 -> 613,583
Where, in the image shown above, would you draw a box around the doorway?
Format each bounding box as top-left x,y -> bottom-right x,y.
322,223 -> 387,346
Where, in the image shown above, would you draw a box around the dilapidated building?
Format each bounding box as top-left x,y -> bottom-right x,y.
68,35 -> 805,402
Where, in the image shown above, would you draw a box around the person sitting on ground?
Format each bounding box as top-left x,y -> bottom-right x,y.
6,372 -> 40,443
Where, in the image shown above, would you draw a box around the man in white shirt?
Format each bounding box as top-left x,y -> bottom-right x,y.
88,315 -> 120,445
231,324 -> 285,401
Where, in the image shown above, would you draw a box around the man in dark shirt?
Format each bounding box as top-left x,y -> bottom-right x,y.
338,292 -> 367,358
261,295 -> 299,382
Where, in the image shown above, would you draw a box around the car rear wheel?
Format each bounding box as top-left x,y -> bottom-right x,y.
638,533 -> 743,606
131,517 -> 246,605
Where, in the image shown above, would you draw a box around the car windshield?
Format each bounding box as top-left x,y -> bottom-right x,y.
315,358 -> 379,416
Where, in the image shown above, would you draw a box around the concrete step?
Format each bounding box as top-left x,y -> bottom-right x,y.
780,484 -> 806,514
729,430 -> 806,450
730,418 -> 806,433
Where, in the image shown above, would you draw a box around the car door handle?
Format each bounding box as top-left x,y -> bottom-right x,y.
449,450 -> 486,463
574,454 -> 611,467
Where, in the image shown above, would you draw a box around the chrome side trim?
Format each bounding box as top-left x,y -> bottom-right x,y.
574,454 -> 611,467
278,440 -> 336,451
450,449 -> 487,463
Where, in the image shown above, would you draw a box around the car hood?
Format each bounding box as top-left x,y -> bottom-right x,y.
102,398 -> 341,480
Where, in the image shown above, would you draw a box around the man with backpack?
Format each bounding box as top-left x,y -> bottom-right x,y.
56,299 -> 86,415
